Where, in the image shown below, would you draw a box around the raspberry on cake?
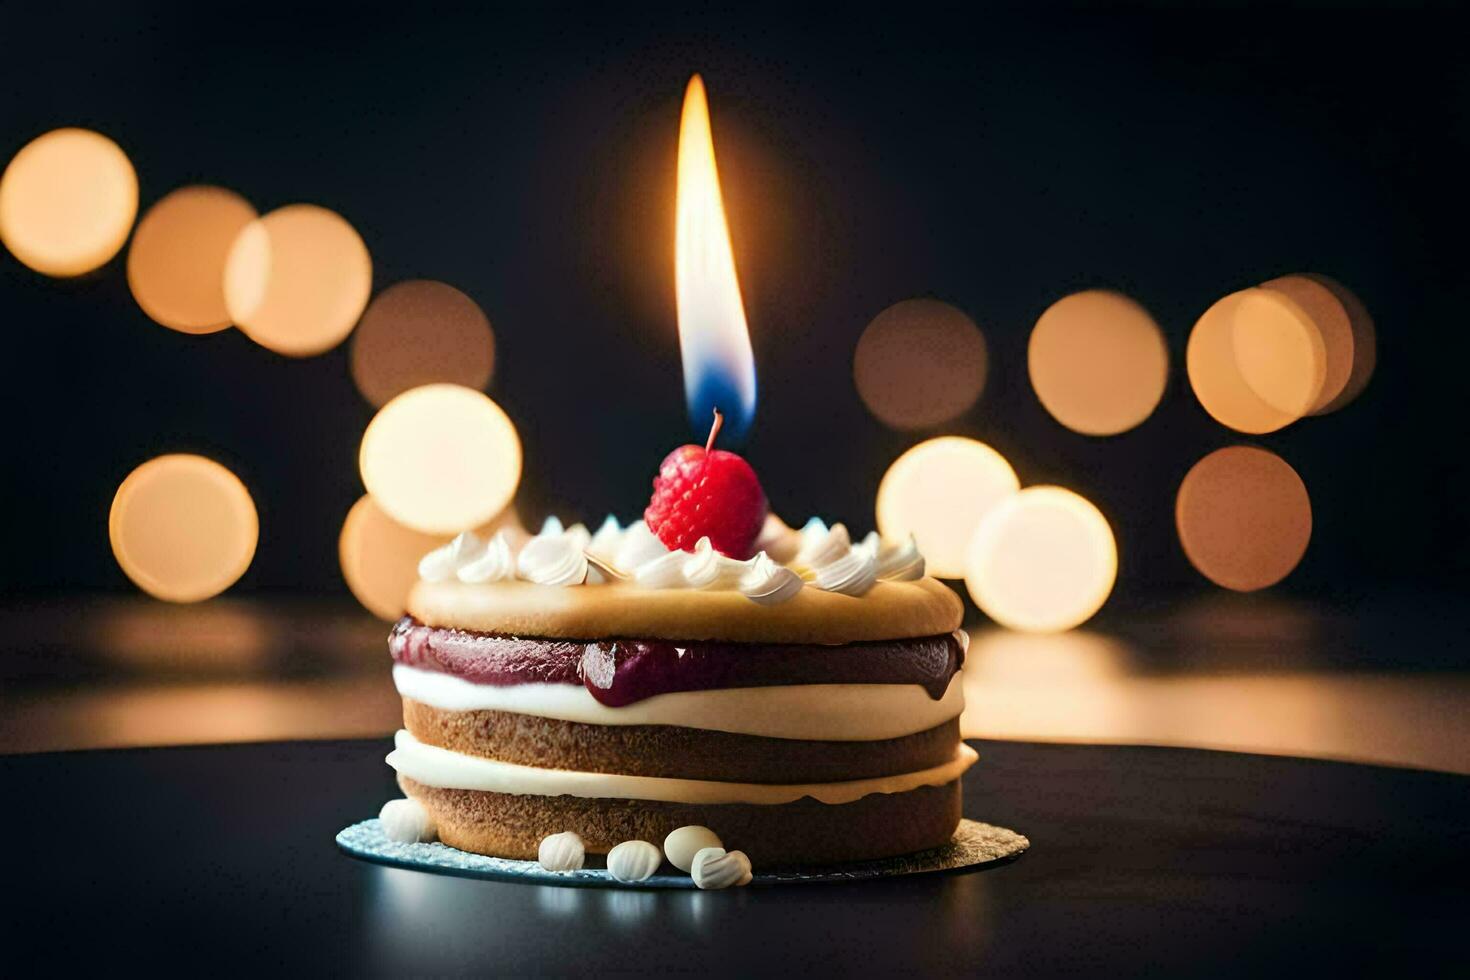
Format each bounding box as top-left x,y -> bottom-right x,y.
644,409 -> 768,558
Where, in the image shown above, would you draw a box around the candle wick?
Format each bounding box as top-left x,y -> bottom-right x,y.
705,409 -> 724,454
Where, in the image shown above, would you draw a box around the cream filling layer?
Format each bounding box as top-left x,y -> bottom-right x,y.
388,730 -> 977,806
392,664 -> 964,742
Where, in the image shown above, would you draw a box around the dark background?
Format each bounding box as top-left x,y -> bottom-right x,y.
2,2 -> 1465,603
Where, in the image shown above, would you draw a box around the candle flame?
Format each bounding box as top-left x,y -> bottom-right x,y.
676,74 -> 756,442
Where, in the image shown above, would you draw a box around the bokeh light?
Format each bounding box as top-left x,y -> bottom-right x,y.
1260,274 -> 1354,415
0,128 -> 138,277
127,186 -> 257,334
1186,288 -> 1323,433
350,280 -> 495,408
1230,289 -> 1325,416
965,628 -> 1132,687
223,203 -> 371,356
359,383 -> 522,535
1027,289 -> 1168,435
340,496 -> 525,620
960,629 -> 1136,743
339,495 -> 445,621
876,436 -> 1019,578
92,601 -> 275,673
1176,445 -> 1311,592
1305,273 -> 1376,413
964,485 -> 1117,633
109,455 -> 258,602
853,299 -> 987,429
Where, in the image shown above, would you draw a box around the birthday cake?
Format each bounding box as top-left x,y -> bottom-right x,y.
380,416 -> 972,880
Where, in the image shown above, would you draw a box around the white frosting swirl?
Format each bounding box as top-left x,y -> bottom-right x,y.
795,517 -> 851,569
860,531 -> 926,581
753,513 -> 801,564
420,513 -> 920,604
811,546 -> 878,596
738,552 -> 804,605
607,840 -> 661,883
457,531 -> 515,583
614,521 -> 669,572
633,548 -> 690,589
683,537 -> 752,589
516,528 -> 589,587
587,516 -> 623,564
691,847 -> 752,889
418,531 -> 486,583
537,831 -> 586,872
563,522 -> 592,553
379,797 -> 437,843
632,538 -> 799,604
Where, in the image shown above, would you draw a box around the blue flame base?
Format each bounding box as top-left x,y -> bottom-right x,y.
686,373 -> 755,445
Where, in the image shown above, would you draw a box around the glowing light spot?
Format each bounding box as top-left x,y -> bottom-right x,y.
359,383 -> 522,535
876,437 -> 1020,579
1304,274 -> 1376,414
350,280 -> 495,408
341,497 -> 524,619
964,486 -> 1117,633
1231,289 -> 1325,416
0,128 -> 138,277
1176,445 -> 1311,592
1186,288 -> 1323,433
959,628 -> 1135,741
340,496 -> 440,621
1027,289 -> 1168,436
964,628 -> 1132,686
1260,274 -> 1354,415
127,186 -> 257,334
853,299 -> 988,430
94,602 -> 274,673
109,455 -> 258,602
675,74 -> 756,442
223,203 -> 371,356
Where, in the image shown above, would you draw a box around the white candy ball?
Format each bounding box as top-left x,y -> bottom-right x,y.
691,847 -> 752,890
606,840 -> 662,883
537,831 -> 586,872
663,825 -> 723,873
379,798 -> 437,843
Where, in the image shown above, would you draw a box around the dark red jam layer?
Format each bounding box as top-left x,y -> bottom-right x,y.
389,618 -> 963,707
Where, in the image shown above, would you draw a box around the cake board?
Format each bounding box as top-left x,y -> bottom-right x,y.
336,817 -> 1028,888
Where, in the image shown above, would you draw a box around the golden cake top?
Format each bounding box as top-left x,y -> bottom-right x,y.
405,514 -> 962,644
407,575 -> 962,644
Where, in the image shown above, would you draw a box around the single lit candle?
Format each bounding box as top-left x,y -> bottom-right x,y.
675,74 -> 757,443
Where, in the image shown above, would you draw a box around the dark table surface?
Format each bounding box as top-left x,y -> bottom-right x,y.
5,737 -> 1466,976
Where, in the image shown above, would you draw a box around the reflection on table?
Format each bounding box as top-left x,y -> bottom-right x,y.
1,593 -> 1465,774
